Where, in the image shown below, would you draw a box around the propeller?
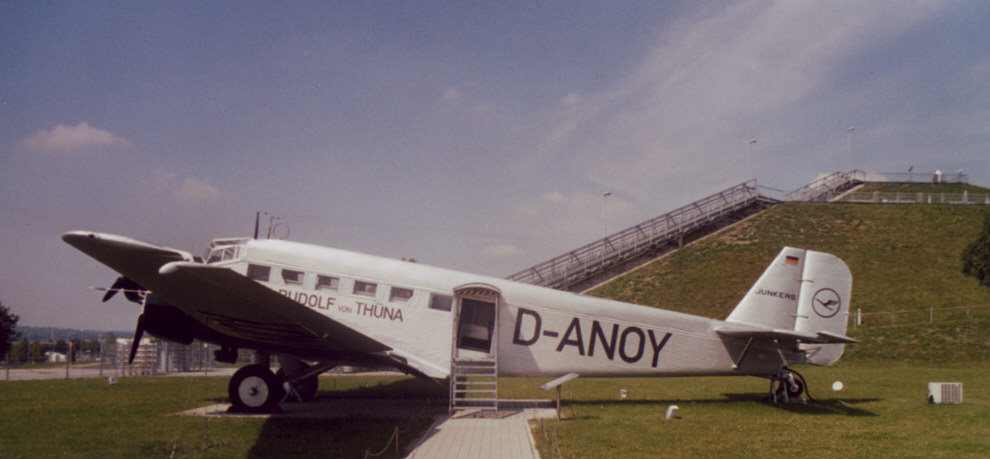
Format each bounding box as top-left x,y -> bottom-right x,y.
101,277 -> 147,303
128,313 -> 147,364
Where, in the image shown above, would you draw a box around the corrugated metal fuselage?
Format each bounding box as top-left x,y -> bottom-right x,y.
240,239 -> 793,379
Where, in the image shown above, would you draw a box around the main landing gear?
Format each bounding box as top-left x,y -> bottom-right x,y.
227,361 -> 329,413
228,364 -> 284,413
767,368 -> 811,404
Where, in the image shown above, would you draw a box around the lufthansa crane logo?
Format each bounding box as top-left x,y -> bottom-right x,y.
811,288 -> 841,318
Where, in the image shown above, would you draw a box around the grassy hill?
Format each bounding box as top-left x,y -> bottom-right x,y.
588,184 -> 990,363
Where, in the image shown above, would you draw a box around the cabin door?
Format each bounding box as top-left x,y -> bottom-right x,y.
450,283 -> 501,411
452,284 -> 500,359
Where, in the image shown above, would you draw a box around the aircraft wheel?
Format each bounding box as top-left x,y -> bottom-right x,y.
228,364 -> 284,413
786,378 -> 804,398
276,364 -> 319,402
774,376 -> 805,399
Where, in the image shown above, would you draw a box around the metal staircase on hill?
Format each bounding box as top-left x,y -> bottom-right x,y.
784,170 -> 864,202
506,179 -> 778,292
505,169 -> 969,292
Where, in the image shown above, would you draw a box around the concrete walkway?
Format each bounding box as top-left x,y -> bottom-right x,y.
179,398 -> 557,459
407,400 -> 556,459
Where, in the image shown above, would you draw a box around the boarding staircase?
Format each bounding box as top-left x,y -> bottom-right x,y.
450,286 -> 500,412
449,359 -> 498,412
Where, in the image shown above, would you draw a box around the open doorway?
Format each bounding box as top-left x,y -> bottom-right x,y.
457,297 -> 496,353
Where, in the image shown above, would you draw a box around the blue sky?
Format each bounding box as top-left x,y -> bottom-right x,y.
2,1 -> 988,330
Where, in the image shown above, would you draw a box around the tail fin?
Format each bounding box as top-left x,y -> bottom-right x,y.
726,247 -> 853,365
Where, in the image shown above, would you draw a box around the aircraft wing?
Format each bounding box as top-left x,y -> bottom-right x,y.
156,261 -> 391,355
63,231 -> 448,379
714,324 -> 858,344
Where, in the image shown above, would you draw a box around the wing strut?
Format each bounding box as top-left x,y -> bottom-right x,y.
731,337 -> 755,370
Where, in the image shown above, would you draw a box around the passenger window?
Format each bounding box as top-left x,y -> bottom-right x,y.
281,269 -> 303,285
316,275 -> 339,291
429,293 -> 453,311
389,287 -> 414,302
247,264 -> 271,282
353,281 -> 377,297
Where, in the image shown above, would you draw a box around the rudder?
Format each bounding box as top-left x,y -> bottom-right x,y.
726,247 -> 853,365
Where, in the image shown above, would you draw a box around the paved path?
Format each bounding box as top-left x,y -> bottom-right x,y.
407,400 -> 556,459
179,398 -> 556,459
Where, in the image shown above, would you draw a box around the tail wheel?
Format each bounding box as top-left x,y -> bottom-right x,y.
773,375 -> 805,399
228,364 -> 284,413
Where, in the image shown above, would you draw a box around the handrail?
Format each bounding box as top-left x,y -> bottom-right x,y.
784,170 -> 863,202
506,180 -> 765,288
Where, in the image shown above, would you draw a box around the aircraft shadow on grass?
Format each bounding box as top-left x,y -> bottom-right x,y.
239,378 -> 445,459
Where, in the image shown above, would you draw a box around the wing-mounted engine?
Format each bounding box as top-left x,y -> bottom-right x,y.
128,294 -> 203,363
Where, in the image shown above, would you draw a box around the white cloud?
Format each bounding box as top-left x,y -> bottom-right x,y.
506,190 -> 640,241
481,244 -> 524,259
531,1 -> 952,200
151,169 -> 222,203
562,93 -> 583,107
440,87 -> 462,103
23,122 -> 132,152
174,177 -> 221,202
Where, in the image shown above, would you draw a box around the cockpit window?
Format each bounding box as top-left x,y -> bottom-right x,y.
203,237 -> 249,264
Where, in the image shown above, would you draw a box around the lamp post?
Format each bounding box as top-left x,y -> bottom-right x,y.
748,139 -> 757,183
847,127 -> 855,172
602,191 -> 611,266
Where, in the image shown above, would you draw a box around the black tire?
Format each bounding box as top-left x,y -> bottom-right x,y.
228,364 -> 284,413
276,363 -> 319,402
787,378 -> 804,398
773,376 -> 805,399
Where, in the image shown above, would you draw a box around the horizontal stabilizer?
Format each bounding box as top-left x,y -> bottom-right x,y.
715,325 -> 857,344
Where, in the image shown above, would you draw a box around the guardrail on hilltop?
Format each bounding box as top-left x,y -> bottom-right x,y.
857,170 -> 968,184
506,180 -> 771,289
836,190 -> 990,205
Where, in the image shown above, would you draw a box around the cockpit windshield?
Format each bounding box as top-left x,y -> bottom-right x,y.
203,238 -> 250,264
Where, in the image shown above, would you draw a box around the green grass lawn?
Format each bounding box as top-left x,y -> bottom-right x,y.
2,367 -> 986,458
505,364 -> 990,458
0,375 -> 442,458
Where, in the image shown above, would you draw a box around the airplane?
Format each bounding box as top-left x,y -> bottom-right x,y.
62,230 -> 856,413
